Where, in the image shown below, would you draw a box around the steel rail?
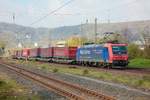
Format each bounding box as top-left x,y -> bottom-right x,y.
0,62 -> 116,100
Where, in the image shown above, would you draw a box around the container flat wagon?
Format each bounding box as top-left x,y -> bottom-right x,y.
29,48 -> 41,58
40,47 -> 53,58
53,47 -> 77,63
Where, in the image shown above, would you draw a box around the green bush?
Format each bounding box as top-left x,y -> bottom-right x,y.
0,80 -> 6,86
52,68 -> 58,73
82,69 -> 89,75
128,44 -> 143,59
143,46 -> 150,59
41,65 -> 47,69
143,75 -> 150,81
137,80 -> 144,86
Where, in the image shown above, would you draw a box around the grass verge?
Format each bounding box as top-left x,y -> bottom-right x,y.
8,59 -> 150,91
128,58 -> 150,68
0,73 -> 40,100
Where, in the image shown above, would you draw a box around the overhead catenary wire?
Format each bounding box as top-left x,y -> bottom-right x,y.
1,0 -> 142,30
30,0 -> 75,25
0,0 -> 142,25
15,0 -> 74,48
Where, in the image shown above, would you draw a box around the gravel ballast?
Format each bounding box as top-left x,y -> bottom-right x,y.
0,64 -> 66,100
55,73 -> 150,100
1,61 -> 150,100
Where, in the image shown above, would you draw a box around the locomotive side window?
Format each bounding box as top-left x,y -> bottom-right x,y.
112,46 -> 127,55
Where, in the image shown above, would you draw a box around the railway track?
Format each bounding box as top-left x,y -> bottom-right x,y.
12,59 -> 150,75
0,61 -> 116,100
36,60 -> 150,75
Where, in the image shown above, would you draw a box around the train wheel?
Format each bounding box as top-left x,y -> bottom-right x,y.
77,61 -> 81,65
83,62 -> 87,66
100,63 -> 103,68
48,60 -> 53,63
90,62 -> 93,67
95,62 -> 99,67
77,61 -> 80,65
103,63 -> 107,68
81,61 -> 84,66
109,64 -> 113,69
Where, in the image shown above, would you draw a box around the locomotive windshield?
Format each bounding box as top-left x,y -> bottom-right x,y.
112,46 -> 127,55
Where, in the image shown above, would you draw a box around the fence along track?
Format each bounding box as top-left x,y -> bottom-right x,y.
0,61 -> 116,100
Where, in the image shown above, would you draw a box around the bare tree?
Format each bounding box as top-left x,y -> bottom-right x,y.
141,26 -> 150,58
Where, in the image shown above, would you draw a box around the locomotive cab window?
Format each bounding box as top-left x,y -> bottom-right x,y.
112,46 -> 127,55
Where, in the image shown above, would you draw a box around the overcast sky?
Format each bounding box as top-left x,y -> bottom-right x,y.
0,0 -> 150,28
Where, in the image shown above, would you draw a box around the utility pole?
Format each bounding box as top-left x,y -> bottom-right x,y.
80,22 -> 83,35
107,9 -> 110,23
94,18 -> 97,43
12,13 -> 15,24
86,19 -> 88,24
86,19 -> 89,41
80,22 -> 83,45
49,30 -> 52,47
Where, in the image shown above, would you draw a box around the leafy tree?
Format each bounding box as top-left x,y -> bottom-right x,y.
143,46 -> 150,59
0,42 -> 5,56
140,26 -> 150,59
128,44 -> 143,59
0,42 -> 5,49
97,32 -> 127,44
67,36 -> 87,46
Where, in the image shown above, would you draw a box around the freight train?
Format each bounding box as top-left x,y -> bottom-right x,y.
13,43 -> 129,68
